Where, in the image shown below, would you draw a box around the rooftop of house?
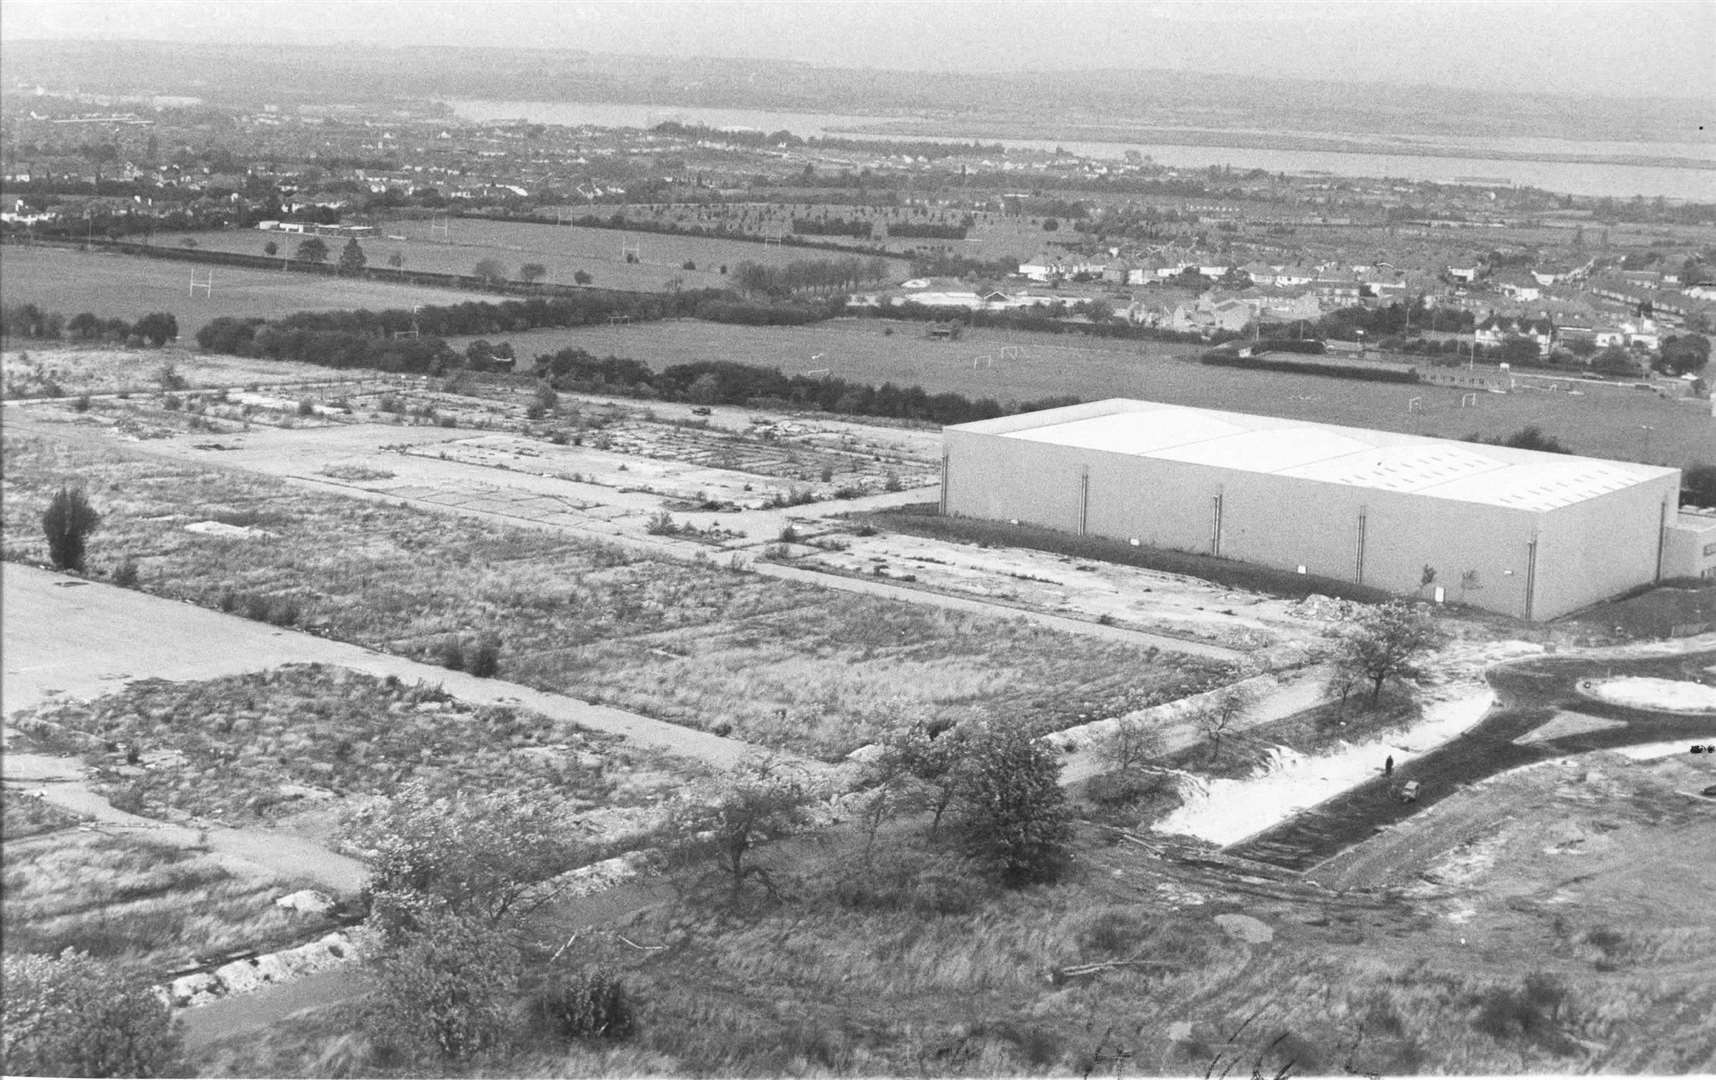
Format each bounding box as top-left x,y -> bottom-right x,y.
949,398 -> 1677,513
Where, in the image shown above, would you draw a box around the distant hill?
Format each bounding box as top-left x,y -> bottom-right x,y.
1,40 -> 1706,147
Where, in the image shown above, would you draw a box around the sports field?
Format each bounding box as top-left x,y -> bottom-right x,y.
470,318 -> 1716,468
164,217 -> 912,294
0,246 -> 497,339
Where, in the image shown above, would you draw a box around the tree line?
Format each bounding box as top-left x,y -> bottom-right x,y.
0,304 -> 178,347
534,347 -> 1080,426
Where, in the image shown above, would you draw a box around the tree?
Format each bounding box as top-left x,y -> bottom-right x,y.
519,262 -> 547,284
1498,336 -> 1542,365
363,911 -> 519,1065
1096,715 -> 1165,774
870,720 -> 969,839
2,950 -> 183,1077
955,723 -> 1072,885
339,237 -> 367,275
472,258 -> 508,283
340,780 -> 590,942
1591,345 -> 1642,377
1193,685 -> 1255,765
660,757 -> 816,903
41,487 -> 100,573
1682,462 -> 1716,508
1330,600 -> 1447,705
1658,333 -> 1710,376
66,312 -> 102,340
295,236 -> 329,264
573,269 -> 593,285
262,239 -> 278,257
1172,266 -> 1211,291
132,312 -> 177,347
387,250 -> 405,270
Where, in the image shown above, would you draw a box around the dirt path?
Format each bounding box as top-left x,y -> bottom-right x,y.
2,753 -> 369,893
1230,643 -> 1716,875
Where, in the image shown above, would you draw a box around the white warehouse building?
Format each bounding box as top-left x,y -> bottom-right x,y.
942,399 -> 1686,621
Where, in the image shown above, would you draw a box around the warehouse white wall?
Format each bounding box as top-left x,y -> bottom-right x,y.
1533,476 -> 1679,619
944,425 -> 1671,620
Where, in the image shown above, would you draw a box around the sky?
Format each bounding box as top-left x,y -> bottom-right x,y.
2,0 -> 1713,100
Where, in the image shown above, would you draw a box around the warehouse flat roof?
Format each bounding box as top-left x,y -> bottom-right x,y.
954,399 -> 1679,512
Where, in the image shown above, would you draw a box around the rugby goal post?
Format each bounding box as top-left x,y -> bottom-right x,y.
1459,392 -> 1478,408
188,270 -> 213,298
1407,396 -> 1424,414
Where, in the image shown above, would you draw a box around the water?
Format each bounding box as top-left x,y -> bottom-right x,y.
449,98 -> 1715,201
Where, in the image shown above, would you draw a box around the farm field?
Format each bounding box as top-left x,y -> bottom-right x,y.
0,244 -> 498,338
165,216 -> 911,295
468,318 -> 1716,468
1,425 -> 1229,759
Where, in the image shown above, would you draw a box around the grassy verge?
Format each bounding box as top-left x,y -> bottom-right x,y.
2,432 -> 1230,759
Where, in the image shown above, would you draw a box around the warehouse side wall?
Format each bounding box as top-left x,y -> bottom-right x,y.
943,426 -> 1666,620
1532,476 -> 1680,620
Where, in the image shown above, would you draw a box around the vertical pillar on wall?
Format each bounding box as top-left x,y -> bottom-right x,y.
1355,506 -> 1367,584
1210,492 -> 1224,556
1523,532 -> 1539,622
939,450 -> 949,516
1078,466 -> 1090,537
1656,497 -> 1669,582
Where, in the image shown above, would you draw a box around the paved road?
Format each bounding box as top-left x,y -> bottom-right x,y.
1227,645 -> 1716,875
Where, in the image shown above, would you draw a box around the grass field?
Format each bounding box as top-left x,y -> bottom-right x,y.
163,217 -> 911,295
2,830 -> 317,976
2,430 -> 1227,759
468,318 -> 1716,468
0,245 -> 498,339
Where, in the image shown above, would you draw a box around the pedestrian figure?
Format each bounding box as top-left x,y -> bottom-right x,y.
1384,755 -> 1394,778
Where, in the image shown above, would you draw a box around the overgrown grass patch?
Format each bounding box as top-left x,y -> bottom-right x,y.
8,664 -> 670,825
1,831 -> 315,975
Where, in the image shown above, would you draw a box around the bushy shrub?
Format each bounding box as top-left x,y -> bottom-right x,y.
438,636 -> 466,671
1,950 -> 183,1077
41,487 -> 100,572
110,559 -> 139,589
529,968 -> 636,1043
468,638 -> 501,678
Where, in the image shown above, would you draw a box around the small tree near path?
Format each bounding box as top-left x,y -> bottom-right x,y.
42,487 -> 100,572
363,911 -> 520,1065
660,757 -> 816,904
956,722 -> 1072,886
1193,685 -> 1256,766
1331,600 -> 1448,705
295,236 -> 329,264
340,781 -> 590,942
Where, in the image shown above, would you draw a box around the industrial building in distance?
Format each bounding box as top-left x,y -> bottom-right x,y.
943,399 -> 1713,621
